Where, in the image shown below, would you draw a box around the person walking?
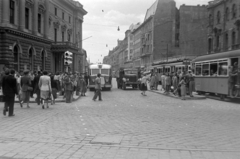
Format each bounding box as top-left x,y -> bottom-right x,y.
188,70 -> 195,97
20,70 -> 32,108
80,74 -> 87,96
51,75 -> 58,104
161,73 -> 166,91
64,74 -> 74,103
165,73 -> 171,94
33,71 -> 42,105
140,74 -> 149,96
179,76 -> 187,100
93,73 -> 102,101
2,70 -> 18,116
39,71 -> 52,109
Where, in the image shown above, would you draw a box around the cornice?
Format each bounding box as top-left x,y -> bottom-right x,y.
0,27 -> 52,44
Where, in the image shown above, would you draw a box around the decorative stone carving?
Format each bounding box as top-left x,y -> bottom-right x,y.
25,0 -> 34,8
53,21 -> 60,29
61,24 -> 67,32
67,28 -> 73,35
49,16 -> 52,26
38,5 -> 45,14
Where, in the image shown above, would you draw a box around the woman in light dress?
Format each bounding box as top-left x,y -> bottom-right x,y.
39,71 -> 52,109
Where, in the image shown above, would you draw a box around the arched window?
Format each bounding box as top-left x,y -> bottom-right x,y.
13,46 -> 19,71
232,4 -> 237,19
29,48 -> 34,71
41,51 -> 45,70
217,11 -> 221,24
225,7 -> 229,21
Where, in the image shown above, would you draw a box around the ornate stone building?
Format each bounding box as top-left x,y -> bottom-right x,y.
0,0 -> 87,73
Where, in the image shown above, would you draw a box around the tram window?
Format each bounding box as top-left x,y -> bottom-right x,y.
218,62 -> 228,76
202,63 -> 210,76
196,65 -> 202,75
210,63 -> 218,76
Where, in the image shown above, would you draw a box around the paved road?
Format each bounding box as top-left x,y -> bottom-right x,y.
0,78 -> 240,159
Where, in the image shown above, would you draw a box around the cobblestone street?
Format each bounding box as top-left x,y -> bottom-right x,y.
0,79 -> 240,159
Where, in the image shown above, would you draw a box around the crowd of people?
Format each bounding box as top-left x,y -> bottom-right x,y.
139,70 -> 195,100
0,67 -> 89,117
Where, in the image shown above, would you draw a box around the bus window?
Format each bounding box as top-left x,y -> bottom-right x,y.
202,63 -> 210,76
92,69 -> 100,75
195,64 -> 202,75
218,61 -> 228,76
210,62 -> 218,76
101,69 -> 109,75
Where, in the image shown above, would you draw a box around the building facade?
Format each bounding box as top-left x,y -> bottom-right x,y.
207,0 -> 240,54
0,0 -> 87,73
132,23 -> 142,69
179,4 -> 208,59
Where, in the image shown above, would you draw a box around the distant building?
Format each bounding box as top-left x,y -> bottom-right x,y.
207,0 -> 240,54
0,0 -> 87,73
132,23 -> 142,69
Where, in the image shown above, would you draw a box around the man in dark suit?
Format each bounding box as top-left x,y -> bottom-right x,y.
2,69 -> 18,117
33,71 -> 42,105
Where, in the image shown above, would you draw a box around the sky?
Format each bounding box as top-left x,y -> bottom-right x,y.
78,0 -> 210,64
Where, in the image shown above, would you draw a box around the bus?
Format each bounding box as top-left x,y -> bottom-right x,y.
192,49 -> 240,99
88,64 -> 112,91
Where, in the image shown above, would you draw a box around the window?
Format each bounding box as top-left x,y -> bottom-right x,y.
29,49 -> 33,70
217,11 -> 221,24
101,69 -> 109,75
54,28 -> 57,42
225,7 -> 229,21
69,16 -> 71,23
218,61 -> 228,76
25,8 -> 29,29
232,31 -> 236,46
38,14 -> 41,33
216,35 -> 220,49
209,14 -> 212,26
10,0 -> 15,24
225,33 -> 228,50
62,12 -> 64,20
68,33 -> 71,42
41,51 -> 45,70
210,62 -> 218,76
208,38 -> 212,52
232,4 -> 237,19
62,31 -> 64,42
91,69 -> 100,75
55,7 -> 57,16
195,64 -> 202,76
202,63 -> 210,76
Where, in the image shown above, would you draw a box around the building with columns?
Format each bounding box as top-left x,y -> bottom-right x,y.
0,0 -> 87,73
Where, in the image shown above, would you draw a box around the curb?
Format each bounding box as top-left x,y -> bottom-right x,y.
148,90 -> 206,100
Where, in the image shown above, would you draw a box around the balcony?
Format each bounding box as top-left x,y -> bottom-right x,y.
51,42 -> 79,53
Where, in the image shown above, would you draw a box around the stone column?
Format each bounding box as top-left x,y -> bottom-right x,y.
2,0 -> 10,25
44,0 -> 49,39
33,0 -> 38,35
19,0 -> 26,31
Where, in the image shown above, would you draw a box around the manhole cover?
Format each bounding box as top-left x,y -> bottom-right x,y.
90,136 -> 123,145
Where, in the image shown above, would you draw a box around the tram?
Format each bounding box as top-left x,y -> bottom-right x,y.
154,62 -> 191,75
192,49 -> 240,99
88,64 -> 112,91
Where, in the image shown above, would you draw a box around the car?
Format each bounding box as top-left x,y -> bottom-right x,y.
117,68 -> 140,90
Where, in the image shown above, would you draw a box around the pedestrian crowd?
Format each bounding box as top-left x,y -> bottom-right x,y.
139,70 -> 195,100
0,67 -> 89,117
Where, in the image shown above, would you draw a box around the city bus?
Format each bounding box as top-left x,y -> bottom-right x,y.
192,49 -> 240,99
88,64 -> 112,91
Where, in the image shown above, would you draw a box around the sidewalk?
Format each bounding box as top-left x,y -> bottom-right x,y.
148,84 -> 206,100
0,90 -> 81,103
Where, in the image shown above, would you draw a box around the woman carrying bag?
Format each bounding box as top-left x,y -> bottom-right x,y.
20,70 -> 32,108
